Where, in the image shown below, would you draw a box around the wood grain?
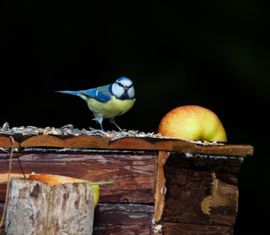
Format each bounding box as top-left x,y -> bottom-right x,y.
0,202 -> 153,235
0,137 -> 19,148
0,133 -> 251,235
5,178 -> 94,235
154,151 -> 170,222
157,222 -> 233,235
0,135 -> 253,157
94,203 -> 154,235
160,153 -> 240,227
0,153 -> 156,204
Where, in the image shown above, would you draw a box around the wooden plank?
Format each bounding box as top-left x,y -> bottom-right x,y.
94,203 -> 154,235
157,222 -> 233,235
0,153 -> 156,204
20,135 -> 110,148
192,144 -> 253,158
0,136 -> 19,148
0,135 -> 253,157
110,137 -> 253,157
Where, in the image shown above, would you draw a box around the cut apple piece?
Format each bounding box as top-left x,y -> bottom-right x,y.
29,174 -> 100,206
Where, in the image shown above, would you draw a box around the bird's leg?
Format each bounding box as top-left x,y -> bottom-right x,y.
109,118 -> 122,131
99,122 -> 104,131
93,116 -> 104,130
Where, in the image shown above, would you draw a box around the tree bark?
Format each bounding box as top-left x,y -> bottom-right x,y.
5,178 -> 94,235
153,152 -> 241,235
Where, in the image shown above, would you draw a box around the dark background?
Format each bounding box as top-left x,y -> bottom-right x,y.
1,1 -> 269,234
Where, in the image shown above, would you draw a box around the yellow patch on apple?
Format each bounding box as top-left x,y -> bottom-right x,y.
158,105 -> 227,142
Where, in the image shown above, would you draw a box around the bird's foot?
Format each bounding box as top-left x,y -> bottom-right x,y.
92,116 -> 104,131
109,119 -> 122,131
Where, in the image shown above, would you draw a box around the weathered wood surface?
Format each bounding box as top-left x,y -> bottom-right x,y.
0,202 -> 154,235
5,178 -> 94,235
0,153 -> 155,203
156,223 -> 233,235
0,150 -> 249,235
0,135 -> 253,157
94,203 -> 154,235
0,132 -> 252,235
154,152 -> 241,234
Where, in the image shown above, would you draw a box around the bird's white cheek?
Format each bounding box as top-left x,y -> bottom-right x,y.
112,83 -> 125,97
128,87 -> 135,98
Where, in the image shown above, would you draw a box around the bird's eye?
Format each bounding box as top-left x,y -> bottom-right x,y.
116,82 -> 124,87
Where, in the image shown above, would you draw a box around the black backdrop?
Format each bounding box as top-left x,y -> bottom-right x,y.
1,1 -> 270,234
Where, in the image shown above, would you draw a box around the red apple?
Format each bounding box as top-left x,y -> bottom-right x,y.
158,105 -> 227,142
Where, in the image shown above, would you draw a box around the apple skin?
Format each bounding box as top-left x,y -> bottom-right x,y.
158,105 -> 227,142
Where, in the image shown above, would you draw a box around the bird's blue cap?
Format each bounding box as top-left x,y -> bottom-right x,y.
117,76 -> 132,82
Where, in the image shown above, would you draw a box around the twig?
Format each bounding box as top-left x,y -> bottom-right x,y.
17,157 -> 26,179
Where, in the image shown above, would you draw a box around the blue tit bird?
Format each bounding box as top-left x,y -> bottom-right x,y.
56,76 -> 136,131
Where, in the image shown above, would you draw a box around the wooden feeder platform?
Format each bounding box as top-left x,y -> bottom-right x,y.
0,125 -> 253,235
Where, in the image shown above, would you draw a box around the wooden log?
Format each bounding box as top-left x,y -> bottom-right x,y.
0,153 -> 155,203
4,177 -> 95,235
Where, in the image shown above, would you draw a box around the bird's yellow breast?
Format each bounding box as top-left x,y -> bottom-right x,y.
86,96 -> 136,118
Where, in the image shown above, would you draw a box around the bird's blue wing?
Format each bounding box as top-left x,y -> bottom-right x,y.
80,85 -> 112,102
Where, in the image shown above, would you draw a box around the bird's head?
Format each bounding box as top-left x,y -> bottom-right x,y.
111,76 -> 135,99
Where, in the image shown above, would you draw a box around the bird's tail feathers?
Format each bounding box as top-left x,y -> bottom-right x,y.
56,90 -> 81,96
